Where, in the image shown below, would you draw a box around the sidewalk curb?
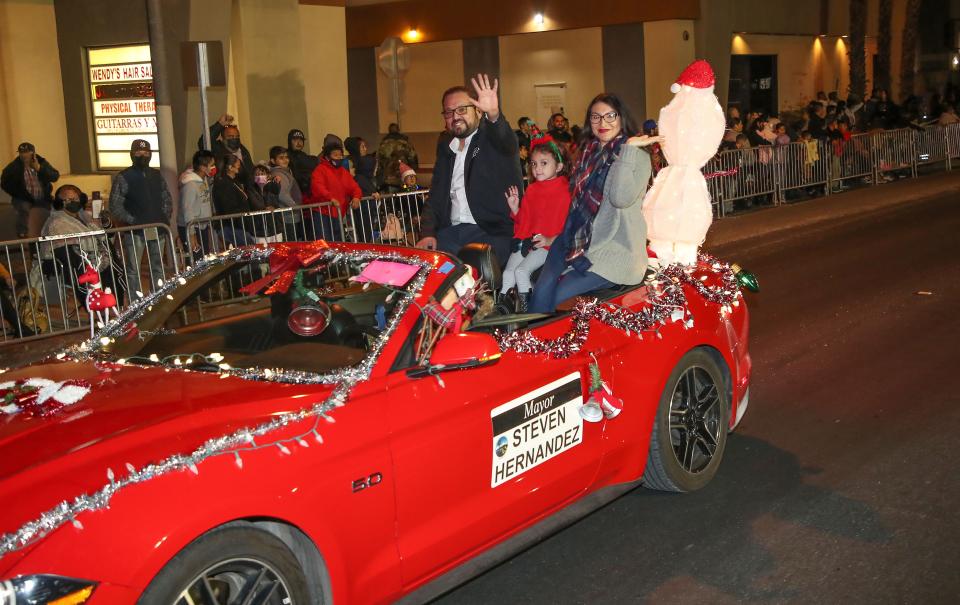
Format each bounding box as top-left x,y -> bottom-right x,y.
703,171 -> 960,249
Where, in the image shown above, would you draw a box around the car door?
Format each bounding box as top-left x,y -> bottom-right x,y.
384,320 -> 615,588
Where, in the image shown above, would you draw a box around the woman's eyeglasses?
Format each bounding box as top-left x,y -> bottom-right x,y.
441,105 -> 474,119
589,111 -> 619,124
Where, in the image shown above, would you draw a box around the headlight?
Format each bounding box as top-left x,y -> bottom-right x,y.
0,575 -> 97,605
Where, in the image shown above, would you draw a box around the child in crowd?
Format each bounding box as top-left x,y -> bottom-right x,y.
178,149 -> 215,256
774,123 -> 791,146
399,163 -> 422,192
501,135 -> 570,312
269,146 -> 304,241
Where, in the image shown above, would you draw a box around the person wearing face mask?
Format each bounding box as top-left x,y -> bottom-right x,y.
109,139 -> 172,296
309,137 -> 362,242
41,184 -> 125,306
178,149 -> 216,256
287,129 -> 318,195
199,114 -> 255,188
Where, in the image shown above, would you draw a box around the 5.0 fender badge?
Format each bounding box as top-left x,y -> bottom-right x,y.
352,472 -> 383,493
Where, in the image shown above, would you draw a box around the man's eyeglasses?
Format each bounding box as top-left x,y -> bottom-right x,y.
441,105 -> 474,119
589,111 -> 619,124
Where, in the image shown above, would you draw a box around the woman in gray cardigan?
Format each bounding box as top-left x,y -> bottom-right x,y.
529,93 -> 661,313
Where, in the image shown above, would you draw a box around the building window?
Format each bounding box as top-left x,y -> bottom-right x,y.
88,44 -> 158,171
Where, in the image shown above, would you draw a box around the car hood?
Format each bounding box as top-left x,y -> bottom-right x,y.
0,358 -> 334,539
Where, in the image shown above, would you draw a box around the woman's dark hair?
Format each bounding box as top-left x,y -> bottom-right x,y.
52,184 -> 84,210
580,93 -> 639,145
217,154 -> 241,179
192,149 -> 215,171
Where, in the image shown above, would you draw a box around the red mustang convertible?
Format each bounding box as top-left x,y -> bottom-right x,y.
0,241 -> 750,605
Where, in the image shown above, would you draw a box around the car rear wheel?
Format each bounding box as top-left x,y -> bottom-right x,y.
138,523 -> 313,605
642,349 -> 729,492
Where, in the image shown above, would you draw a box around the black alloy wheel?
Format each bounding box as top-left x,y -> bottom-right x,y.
175,557 -> 293,605
138,523 -> 313,605
642,349 -> 730,492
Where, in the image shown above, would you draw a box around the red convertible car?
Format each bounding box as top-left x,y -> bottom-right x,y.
0,241 -> 750,605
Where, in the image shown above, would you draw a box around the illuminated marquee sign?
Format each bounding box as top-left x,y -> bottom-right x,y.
87,45 -> 159,170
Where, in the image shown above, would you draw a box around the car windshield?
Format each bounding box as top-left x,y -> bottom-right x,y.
95,249 -> 416,377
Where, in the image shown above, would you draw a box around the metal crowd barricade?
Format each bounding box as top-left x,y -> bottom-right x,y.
703,146 -> 777,213
914,124 -> 951,171
181,202 -> 345,315
775,139 -> 830,200
347,190 -> 428,246
701,156 -> 726,217
946,123 -> 960,162
875,128 -> 916,179
826,132 -> 876,191
0,223 -> 178,343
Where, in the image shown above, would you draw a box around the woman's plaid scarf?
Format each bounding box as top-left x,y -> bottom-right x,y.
564,134 -> 627,263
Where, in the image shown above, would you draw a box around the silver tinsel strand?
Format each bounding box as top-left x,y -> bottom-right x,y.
0,246 -> 430,556
495,252 -> 742,358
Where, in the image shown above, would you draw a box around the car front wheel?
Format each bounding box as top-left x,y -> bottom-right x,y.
642,349 -> 729,492
138,523 -> 313,605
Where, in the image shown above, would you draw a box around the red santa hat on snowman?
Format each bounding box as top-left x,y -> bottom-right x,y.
670,59 -> 715,94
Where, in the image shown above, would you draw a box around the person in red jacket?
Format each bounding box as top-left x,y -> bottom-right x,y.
501,134 -> 570,311
309,137 -> 362,241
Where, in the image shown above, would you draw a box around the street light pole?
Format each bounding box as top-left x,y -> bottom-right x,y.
145,0 -> 180,234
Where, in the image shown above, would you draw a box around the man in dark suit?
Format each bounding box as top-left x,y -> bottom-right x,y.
416,74 -> 521,266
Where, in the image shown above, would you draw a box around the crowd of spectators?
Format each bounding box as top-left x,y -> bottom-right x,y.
1,80 -> 958,336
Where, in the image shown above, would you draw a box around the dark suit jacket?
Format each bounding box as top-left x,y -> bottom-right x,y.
420,114 -> 521,240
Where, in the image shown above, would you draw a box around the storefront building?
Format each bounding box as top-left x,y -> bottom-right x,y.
0,0 -> 955,213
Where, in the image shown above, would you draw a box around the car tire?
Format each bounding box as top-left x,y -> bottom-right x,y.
138,522 -> 314,605
642,349 -> 729,492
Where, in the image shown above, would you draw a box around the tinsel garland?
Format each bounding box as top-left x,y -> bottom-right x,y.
495,252 -> 742,358
0,245 -> 430,556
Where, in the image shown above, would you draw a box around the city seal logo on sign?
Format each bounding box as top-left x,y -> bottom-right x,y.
489,373 -> 584,487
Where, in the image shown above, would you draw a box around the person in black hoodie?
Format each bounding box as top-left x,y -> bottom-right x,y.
287,128 -> 317,195
415,74 -> 521,266
199,114 -> 255,188
109,139 -> 172,295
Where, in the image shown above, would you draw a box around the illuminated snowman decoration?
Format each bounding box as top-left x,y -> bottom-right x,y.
642,60 -> 725,266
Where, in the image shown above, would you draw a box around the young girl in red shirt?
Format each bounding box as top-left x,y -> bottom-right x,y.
502,135 -> 570,311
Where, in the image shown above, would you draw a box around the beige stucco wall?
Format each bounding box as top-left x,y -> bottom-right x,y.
498,28 -> 605,128
375,39 -> 464,135
643,20 -> 697,121
183,0 -> 232,168
732,33 -> 878,112
299,3 -> 350,152
0,0 -> 70,177
227,0 -> 309,162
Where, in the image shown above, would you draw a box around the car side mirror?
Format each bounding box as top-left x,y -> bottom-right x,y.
406,332 -> 502,379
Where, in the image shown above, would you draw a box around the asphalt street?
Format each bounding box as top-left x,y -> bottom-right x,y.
434,183 -> 960,604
